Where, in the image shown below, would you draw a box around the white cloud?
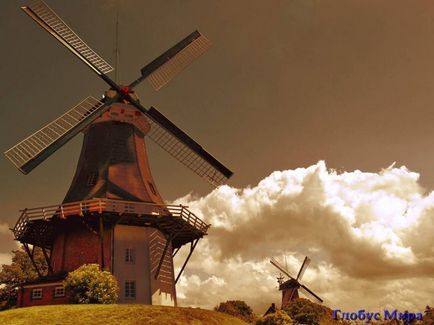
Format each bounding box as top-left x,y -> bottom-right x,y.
173,161 -> 434,313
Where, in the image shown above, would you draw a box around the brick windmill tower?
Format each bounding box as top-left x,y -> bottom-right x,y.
270,256 -> 323,308
5,1 -> 232,307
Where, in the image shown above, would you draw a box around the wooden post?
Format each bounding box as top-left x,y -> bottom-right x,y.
175,238 -> 199,284
154,231 -> 179,280
33,230 -> 53,275
23,243 -> 42,277
41,246 -> 53,275
99,214 -> 105,269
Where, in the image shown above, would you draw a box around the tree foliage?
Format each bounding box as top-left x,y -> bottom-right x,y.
422,306 -> 434,325
284,298 -> 333,325
64,264 -> 119,304
0,246 -> 48,310
256,310 -> 293,325
214,300 -> 255,323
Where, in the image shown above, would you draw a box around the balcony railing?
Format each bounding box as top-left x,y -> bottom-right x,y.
13,198 -> 209,241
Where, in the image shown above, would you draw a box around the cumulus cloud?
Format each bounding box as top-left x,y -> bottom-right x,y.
173,161 -> 434,312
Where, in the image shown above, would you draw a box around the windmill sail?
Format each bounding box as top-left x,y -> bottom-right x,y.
22,1 -> 113,75
300,284 -> 323,303
130,31 -> 211,91
296,256 -> 311,281
142,106 -> 232,186
4,97 -> 106,174
270,257 -> 294,280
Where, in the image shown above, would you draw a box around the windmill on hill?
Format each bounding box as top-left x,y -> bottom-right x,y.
5,1 -> 232,307
270,256 -> 323,308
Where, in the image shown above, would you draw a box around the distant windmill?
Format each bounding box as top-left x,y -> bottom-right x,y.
5,1 -> 232,308
270,256 -> 323,308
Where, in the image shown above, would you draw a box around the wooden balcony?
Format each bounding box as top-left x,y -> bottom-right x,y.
13,198 -> 210,249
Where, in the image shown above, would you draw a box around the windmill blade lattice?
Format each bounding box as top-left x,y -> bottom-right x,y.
4,97 -> 107,174
22,1 -> 113,76
142,107 -> 231,186
270,257 -> 295,280
300,284 -> 323,303
296,256 -> 311,281
138,31 -> 211,91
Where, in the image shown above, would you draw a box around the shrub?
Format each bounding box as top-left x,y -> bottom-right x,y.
64,264 -> 119,304
214,300 -> 255,323
284,298 -> 333,325
256,310 -> 293,325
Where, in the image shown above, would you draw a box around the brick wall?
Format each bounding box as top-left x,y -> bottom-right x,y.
51,220 -> 112,273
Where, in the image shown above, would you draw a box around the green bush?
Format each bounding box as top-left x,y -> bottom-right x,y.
284,298 -> 333,325
64,264 -> 119,304
256,310 -> 293,325
214,300 -> 255,323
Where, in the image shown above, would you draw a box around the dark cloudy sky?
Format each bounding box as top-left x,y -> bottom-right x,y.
0,0 -> 433,312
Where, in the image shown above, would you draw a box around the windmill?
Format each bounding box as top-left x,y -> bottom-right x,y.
6,1 -> 232,307
270,256 -> 323,308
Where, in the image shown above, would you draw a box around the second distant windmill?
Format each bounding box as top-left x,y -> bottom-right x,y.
270,256 -> 323,308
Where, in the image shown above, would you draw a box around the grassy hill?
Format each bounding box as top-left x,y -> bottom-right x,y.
0,304 -> 249,325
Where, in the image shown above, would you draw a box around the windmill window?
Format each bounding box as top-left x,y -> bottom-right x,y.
125,248 -> 135,264
148,182 -> 157,196
125,280 -> 136,299
31,288 -> 43,299
87,172 -> 98,186
54,286 -> 65,297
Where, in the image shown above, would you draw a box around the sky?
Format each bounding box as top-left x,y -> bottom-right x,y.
0,0 -> 433,313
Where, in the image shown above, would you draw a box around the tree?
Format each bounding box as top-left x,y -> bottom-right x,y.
64,264 -> 119,304
214,300 -> 255,323
0,246 -> 48,310
284,298 -> 333,325
256,310 -> 293,325
423,306 -> 434,325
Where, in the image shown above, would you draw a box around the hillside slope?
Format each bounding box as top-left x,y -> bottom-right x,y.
0,304 -> 249,325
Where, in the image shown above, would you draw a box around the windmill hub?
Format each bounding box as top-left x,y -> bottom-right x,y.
120,85 -> 130,94
104,88 -> 139,104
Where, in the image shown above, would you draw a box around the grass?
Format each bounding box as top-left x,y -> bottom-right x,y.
0,304 -> 249,325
